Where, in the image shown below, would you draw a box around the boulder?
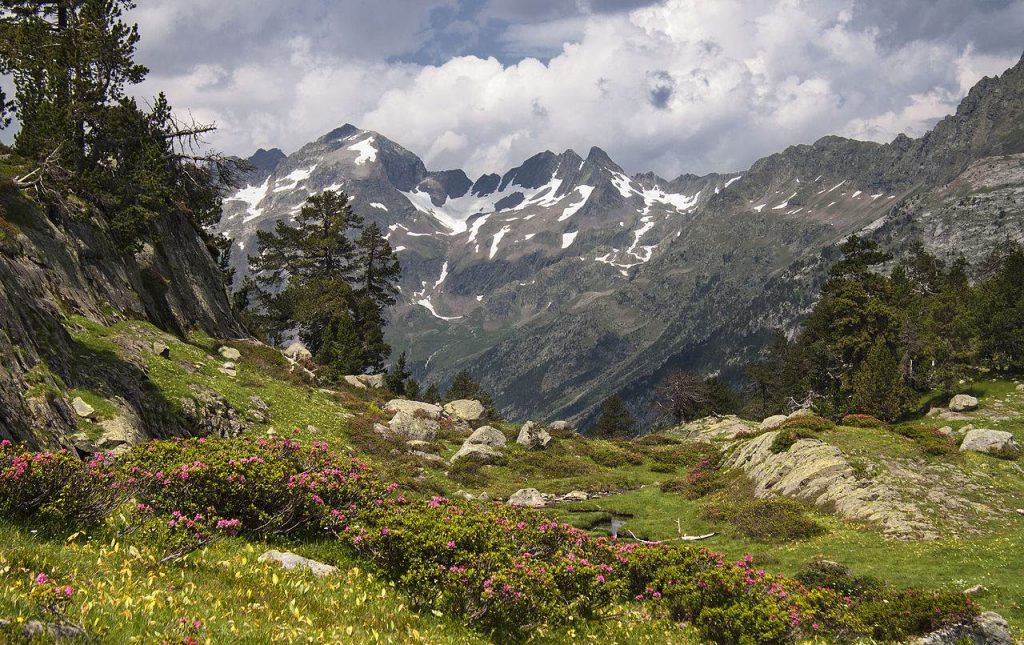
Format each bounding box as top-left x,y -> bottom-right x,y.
388,411 -> 439,441
450,442 -> 503,464
152,342 -> 171,358
97,415 -> 143,453
465,425 -> 507,448
0,619 -> 86,641
358,374 -> 385,389
283,341 -> 312,362
180,385 -> 249,438
787,408 -> 814,419
71,396 -> 96,419
760,415 -> 788,431
548,420 -> 573,433
384,399 -> 442,419
508,488 -> 546,508
343,375 -> 367,389
949,394 -> 979,412
516,421 -> 552,450
1016,384 -> 1024,392
916,611 -> 1012,645
444,399 -> 485,421
959,428 -> 1020,458
937,426 -> 954,437
561,490 -> 589,502
218,367 -> 237,378
218,346 -> 242,361
247,396 -> 270,423
258,550 -> 337,577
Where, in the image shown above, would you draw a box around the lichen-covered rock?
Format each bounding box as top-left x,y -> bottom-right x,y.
960,428 -> 1020,458
516,421 -> 552,450
508,488 -> 546,508
916,611 -> 1012,645
343,375 -> 367,389
388,411 -> 439,441
444,399 -> 485,421
676,415 -> 758,443
384,399 -> 442,419
760,415 -> 788,431
726,431 -> 935,539
258,550 -> 337,577
561,490 -> 589,502
283,342 -> 312,362
71,397 -> 96,419
358,374 -> 385,389
949,394 -> 979,412
450,442 -> 503,464
246,396 -> 270,423
180,385 -> 249,438
465,425 -> 506,448
218,346 -> 241,361
548,420 -> 573,433
787,408 -> 814,419
152,342 -> 170,358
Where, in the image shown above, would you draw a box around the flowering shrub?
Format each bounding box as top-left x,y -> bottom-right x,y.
0,440 -> 123,529
120,436 -> 382,537
841,414 -> 888,428
0,437 -> 980,643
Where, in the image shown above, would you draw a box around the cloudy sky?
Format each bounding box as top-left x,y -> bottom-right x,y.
71,1 -> 1024,177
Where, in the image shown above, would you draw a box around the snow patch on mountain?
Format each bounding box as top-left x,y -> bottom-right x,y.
417,298 -> 462,321
559,186 -> 595,221
227,177 -> 270,223
348,137 -> 377,165
274,166 -> 316,193
562,231 -> 579,248
490,225 -> 512,259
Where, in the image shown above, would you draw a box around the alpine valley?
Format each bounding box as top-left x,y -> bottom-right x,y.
218,55 -> 1024,426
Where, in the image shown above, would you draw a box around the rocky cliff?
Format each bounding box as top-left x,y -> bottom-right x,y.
0,171 -> 241,448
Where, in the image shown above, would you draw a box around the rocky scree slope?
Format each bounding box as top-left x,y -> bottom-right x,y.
0,169 -> 241,449
218,56 -> 1024,427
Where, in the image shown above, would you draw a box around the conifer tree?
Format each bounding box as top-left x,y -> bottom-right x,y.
592,395 -> 635,439
385,351 -> 411,395
849,338 -> 909,421
422,383 -> 441,404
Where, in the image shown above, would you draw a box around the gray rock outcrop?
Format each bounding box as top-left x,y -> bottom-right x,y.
388,411 -> 439,441
465,425 -> 507,448
960,428 -> 1020,457
218,346 -> 242,361
384,399 -> 442,419
444,399 -> 485,421
916,611 -> 1012,645
949,394 -> 979,412
71,397 -> 95,419
180,385 -> 250,438
760,415 -> 788,431
450,442 -> 503,464
258,550 -> 338,577
516,421 -> 552,449
508,488 -> 546,508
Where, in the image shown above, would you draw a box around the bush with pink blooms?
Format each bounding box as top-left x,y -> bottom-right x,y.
0,440 -> 122,529
0,437 -> 981,642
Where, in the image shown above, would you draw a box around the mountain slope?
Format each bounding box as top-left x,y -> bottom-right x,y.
218,55 -> 1024,427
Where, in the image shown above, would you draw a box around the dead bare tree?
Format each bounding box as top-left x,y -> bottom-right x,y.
651,369 -> 711,425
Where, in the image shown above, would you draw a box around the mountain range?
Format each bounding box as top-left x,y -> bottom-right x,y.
217,55 -> 1024,427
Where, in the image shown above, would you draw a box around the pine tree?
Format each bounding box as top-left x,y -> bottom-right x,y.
849,338 -> 910,422
404,378 -> 421,401
422,383 -> 441,404
385,351 -> 411,395
592,395 -> 635,439
251,190 -> 393,379
356,222 -> 401,311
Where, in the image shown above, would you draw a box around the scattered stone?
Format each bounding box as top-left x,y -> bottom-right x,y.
964,584 -> 988,596
218,346 -> 242,361
359,374 -> 385,389
477,492 -> 492,502
218,367 -> 237,378
960,424 -> 975,433
508,488 -> 546,508
959,428 -> 1020,458
373,422 -> 391,436
561,490 -> 589,502
406,439 -> 433,450
343,375 -> 367,389
948,394 -> 979,412
410,450 -> 447,467
916,611 -> 1012,645
0,618 -> 86,641
450,442 -> 503,464
305,424 -> 319,433
516,421 -> 552,450
247,396 -> 270,423
222,361 -> 236,370
283,341 -> 312,362
465,425 -> 507,448
258,550 -> 337,577
1016,384 -> 1024,392
937,426 -> 954,437
384,399 -> 442,419
548,420 -> 573,433
760,415 -> 789,431
181,385 -> 249,438
71,396 -> 96,419
443,399 -> 485,421
152,342 -> 170,358
388,411 -> 439,441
